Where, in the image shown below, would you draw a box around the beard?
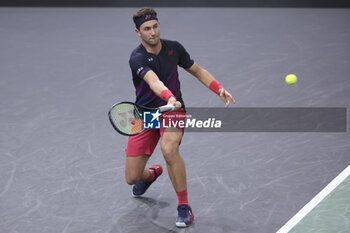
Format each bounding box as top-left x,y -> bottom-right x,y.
144,36 -> 160,47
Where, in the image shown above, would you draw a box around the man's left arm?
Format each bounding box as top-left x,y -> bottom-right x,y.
186,62 -> 235,108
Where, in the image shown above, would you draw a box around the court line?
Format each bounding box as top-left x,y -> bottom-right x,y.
276,165 -> 350,233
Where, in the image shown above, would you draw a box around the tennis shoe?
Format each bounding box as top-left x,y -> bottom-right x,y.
176,205 -> 194,228
132,164 -> 163,197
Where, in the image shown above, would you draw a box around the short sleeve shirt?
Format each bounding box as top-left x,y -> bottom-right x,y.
129,39 -> 194,108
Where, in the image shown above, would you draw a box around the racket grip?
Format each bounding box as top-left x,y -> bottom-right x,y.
159,104 -> 175,112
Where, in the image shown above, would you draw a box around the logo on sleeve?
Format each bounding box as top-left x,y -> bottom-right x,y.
136,67 -> 144,76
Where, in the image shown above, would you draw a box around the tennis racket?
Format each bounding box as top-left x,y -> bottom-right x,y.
108,101 -> 175,136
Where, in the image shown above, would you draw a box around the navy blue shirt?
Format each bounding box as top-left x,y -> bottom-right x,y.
129,39 -> 194,108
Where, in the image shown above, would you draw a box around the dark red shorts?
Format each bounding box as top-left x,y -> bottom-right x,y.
125,108 -> 186,157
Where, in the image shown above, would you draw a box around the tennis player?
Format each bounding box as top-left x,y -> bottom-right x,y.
125,7 -> 235,228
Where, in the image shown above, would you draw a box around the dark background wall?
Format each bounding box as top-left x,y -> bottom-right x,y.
0,0 -> 350,8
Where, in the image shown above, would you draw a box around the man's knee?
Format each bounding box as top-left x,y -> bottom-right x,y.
125,173 -> 141,185
125,155 -> 150,185
161,141 -> 179,163
161,141 -> 175,155
125,177 -> 139,185
160,130 -> 182,157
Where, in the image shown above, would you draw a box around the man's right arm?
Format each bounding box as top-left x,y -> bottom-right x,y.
143,70 -> 182,110
143,70 -> 168,96
130,53 -> 181,109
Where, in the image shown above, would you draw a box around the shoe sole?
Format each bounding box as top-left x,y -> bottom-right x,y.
176,222 -> 187,228
132,191 -> 142,198
175,220 -> 193,228
176,213 -> 194,228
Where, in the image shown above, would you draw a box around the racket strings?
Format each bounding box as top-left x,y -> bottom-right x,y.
130,106 -> 143,134
111,103 -> 143,135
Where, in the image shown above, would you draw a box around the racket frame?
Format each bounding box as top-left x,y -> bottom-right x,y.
108,101 -> 174,136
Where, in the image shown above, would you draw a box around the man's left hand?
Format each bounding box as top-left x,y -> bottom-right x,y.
218,88 -> 235,108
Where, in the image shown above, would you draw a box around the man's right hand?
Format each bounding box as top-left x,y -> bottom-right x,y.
168,96 -> 182,111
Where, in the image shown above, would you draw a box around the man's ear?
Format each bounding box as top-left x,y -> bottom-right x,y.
135,28 -> 141,37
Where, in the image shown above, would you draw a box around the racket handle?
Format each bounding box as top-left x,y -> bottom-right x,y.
158,104 -> 175,112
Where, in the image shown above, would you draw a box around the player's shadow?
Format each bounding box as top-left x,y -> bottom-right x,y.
111,197 -> 180,233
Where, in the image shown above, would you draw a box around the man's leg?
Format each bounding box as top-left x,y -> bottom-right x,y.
160,128 -> 194,227
160,129 -> 187,192
125,155 -> 151,185
125,155 -> 163,197
125,129 -> 163,196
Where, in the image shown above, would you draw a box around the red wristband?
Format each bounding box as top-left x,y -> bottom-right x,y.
209,80 -> 223,95
160,89 -> 175,102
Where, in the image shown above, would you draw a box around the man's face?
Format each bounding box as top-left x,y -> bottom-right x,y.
136,20 -> 160,47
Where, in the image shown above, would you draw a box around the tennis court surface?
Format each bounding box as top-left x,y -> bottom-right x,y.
1,7 -> 349,233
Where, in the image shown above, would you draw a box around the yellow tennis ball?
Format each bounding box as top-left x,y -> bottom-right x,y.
285,74 -> 298,85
